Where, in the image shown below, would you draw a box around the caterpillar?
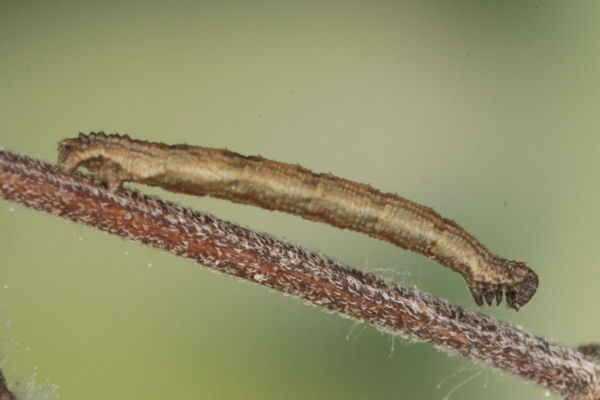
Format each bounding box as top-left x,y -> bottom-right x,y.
57,132 -> 538,310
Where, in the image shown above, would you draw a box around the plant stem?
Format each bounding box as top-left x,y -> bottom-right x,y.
0,149 -> 598,399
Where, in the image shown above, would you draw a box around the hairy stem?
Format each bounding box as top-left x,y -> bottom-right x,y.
0,369 -> 16,400
0,149 -> 598,399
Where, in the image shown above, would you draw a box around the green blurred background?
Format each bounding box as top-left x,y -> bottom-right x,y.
1,1 -> 599,399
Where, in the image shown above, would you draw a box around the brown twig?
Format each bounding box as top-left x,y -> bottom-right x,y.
0,369 -> 17,400
0,149 -> 598,399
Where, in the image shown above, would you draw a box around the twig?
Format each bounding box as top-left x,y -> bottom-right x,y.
0,149 -> 598,399
0,369 -> 17,400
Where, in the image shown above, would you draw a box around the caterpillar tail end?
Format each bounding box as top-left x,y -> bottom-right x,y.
57,132 -> 126,192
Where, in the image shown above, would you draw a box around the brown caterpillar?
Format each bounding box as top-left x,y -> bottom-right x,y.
57,132 -> 538,310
